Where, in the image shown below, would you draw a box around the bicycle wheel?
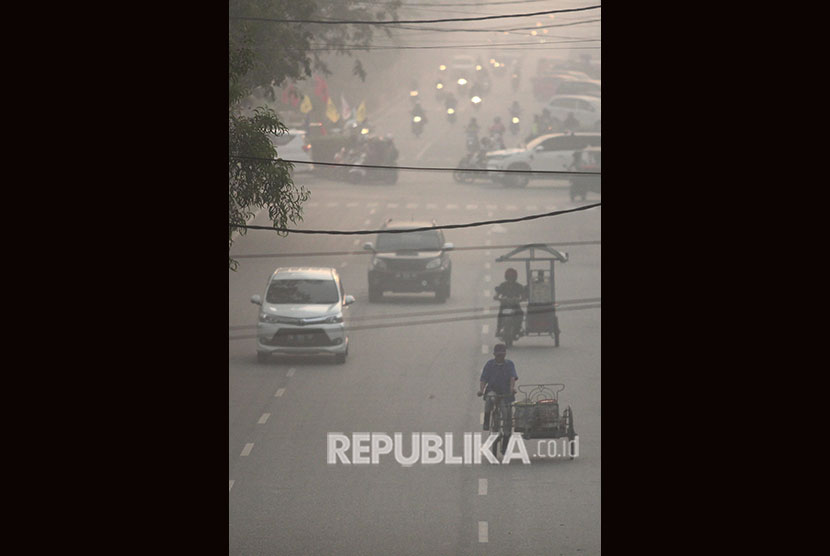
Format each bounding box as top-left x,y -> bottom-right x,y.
490,404 -> 502,459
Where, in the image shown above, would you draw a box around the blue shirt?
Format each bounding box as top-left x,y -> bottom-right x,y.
480,359 -> 518,401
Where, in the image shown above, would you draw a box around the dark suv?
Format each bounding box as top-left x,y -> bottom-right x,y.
363,219 -> 453,302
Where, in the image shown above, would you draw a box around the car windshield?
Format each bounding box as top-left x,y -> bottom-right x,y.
266,279 -> 339,304
376,230 -> 442,251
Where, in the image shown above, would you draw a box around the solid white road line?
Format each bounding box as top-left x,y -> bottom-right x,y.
478,521 -> 488,543
258,413 -> 270,424
479,479 -> 488,496
275,388 -> 286,398
241,443 -> 254,457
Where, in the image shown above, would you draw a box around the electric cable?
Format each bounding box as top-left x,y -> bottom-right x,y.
229,6 -> 600,25
230,203 -> 601,234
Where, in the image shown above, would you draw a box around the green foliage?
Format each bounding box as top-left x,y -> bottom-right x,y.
228,0 -> 400,269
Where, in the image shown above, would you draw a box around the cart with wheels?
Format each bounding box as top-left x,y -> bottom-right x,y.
495,243 -> 568,346
512,383 -> 576,455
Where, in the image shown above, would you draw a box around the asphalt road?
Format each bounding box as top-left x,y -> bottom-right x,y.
229,63 -> 600,555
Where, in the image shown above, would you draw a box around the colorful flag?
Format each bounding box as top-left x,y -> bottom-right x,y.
299,95 -> 312,114
314,75 -> 329,104
355,100 -> 367,123
326,97 -> 340,123
281,83 -> 299,107
340,94 -> 352,120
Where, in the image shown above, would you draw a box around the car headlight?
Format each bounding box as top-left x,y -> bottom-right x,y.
426,257 -> 442,269
323,314 -> 344,324
259,312 -> 281,324
373,258 -> 387,270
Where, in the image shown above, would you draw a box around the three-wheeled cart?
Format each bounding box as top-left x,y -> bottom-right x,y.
512,383 -> 576,447
495,243 -> 568,346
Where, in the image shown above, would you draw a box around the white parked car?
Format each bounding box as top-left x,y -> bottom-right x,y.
251,267 -> 355,364
486,132 -> 601,188
545,95 -> 601,131
269,129 -> 314,173
553,79 -> 601,98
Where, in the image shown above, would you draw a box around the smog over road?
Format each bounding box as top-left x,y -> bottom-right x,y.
230,1 -> 600,553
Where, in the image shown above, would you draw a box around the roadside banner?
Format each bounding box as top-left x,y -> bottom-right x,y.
300,95 -> 313,114
355,100 -> 367,123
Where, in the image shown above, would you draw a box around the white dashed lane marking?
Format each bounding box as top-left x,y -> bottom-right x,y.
479,521 -> 488,543
275,388 -> 286,398
258,413 -> 270,424
479,479 -> 488,495
287,368 -> 296,377
240,443 -> 254,457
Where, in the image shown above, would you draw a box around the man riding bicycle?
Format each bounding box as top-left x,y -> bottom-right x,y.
477,344 -> 518,434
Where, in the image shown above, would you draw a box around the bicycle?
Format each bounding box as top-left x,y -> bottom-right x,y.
479,390 -> 513,459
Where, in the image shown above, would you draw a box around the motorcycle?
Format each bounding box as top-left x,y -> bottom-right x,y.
412,115 -> 424,137
465,131 -> 479,153
470,94 -> 482,111
435,80 -> 446,101
453,151 -> 488,184
495,294 -> 524,347
509,115 -> 520,135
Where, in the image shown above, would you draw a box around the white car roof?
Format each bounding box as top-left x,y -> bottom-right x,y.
271,267 -> 336,280
549,94 -> 601,104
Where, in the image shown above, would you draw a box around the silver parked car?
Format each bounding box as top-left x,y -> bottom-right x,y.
251,267 -> 355,364
545,95 -> 601,131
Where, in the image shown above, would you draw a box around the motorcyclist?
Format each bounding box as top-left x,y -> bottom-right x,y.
494,267 -> 528,338
510,101 -> 521,117
564,112 -> 580,131
412,102 -> 427,123
489,116 -> 505,137
465,118 -> 480,152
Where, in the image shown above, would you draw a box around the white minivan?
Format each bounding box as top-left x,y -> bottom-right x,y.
486,132 -> 601,188
251,267 -> 355,364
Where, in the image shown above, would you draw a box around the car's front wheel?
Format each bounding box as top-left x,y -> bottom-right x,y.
368,283 -> 382,302
506,163 -> 530,188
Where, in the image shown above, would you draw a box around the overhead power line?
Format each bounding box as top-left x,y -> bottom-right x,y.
229,301 -> 600,340
230,297 -> 601,332
371,16 -> 601,33
231,157 -> 601,176
231,240 -> 601,260
229,203 -> 601,235
229,6 -> 600,25
378,0 -> 555,6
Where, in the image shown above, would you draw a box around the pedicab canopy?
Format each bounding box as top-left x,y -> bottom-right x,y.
496,243 -> 568,307
495,243 -> 569,264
